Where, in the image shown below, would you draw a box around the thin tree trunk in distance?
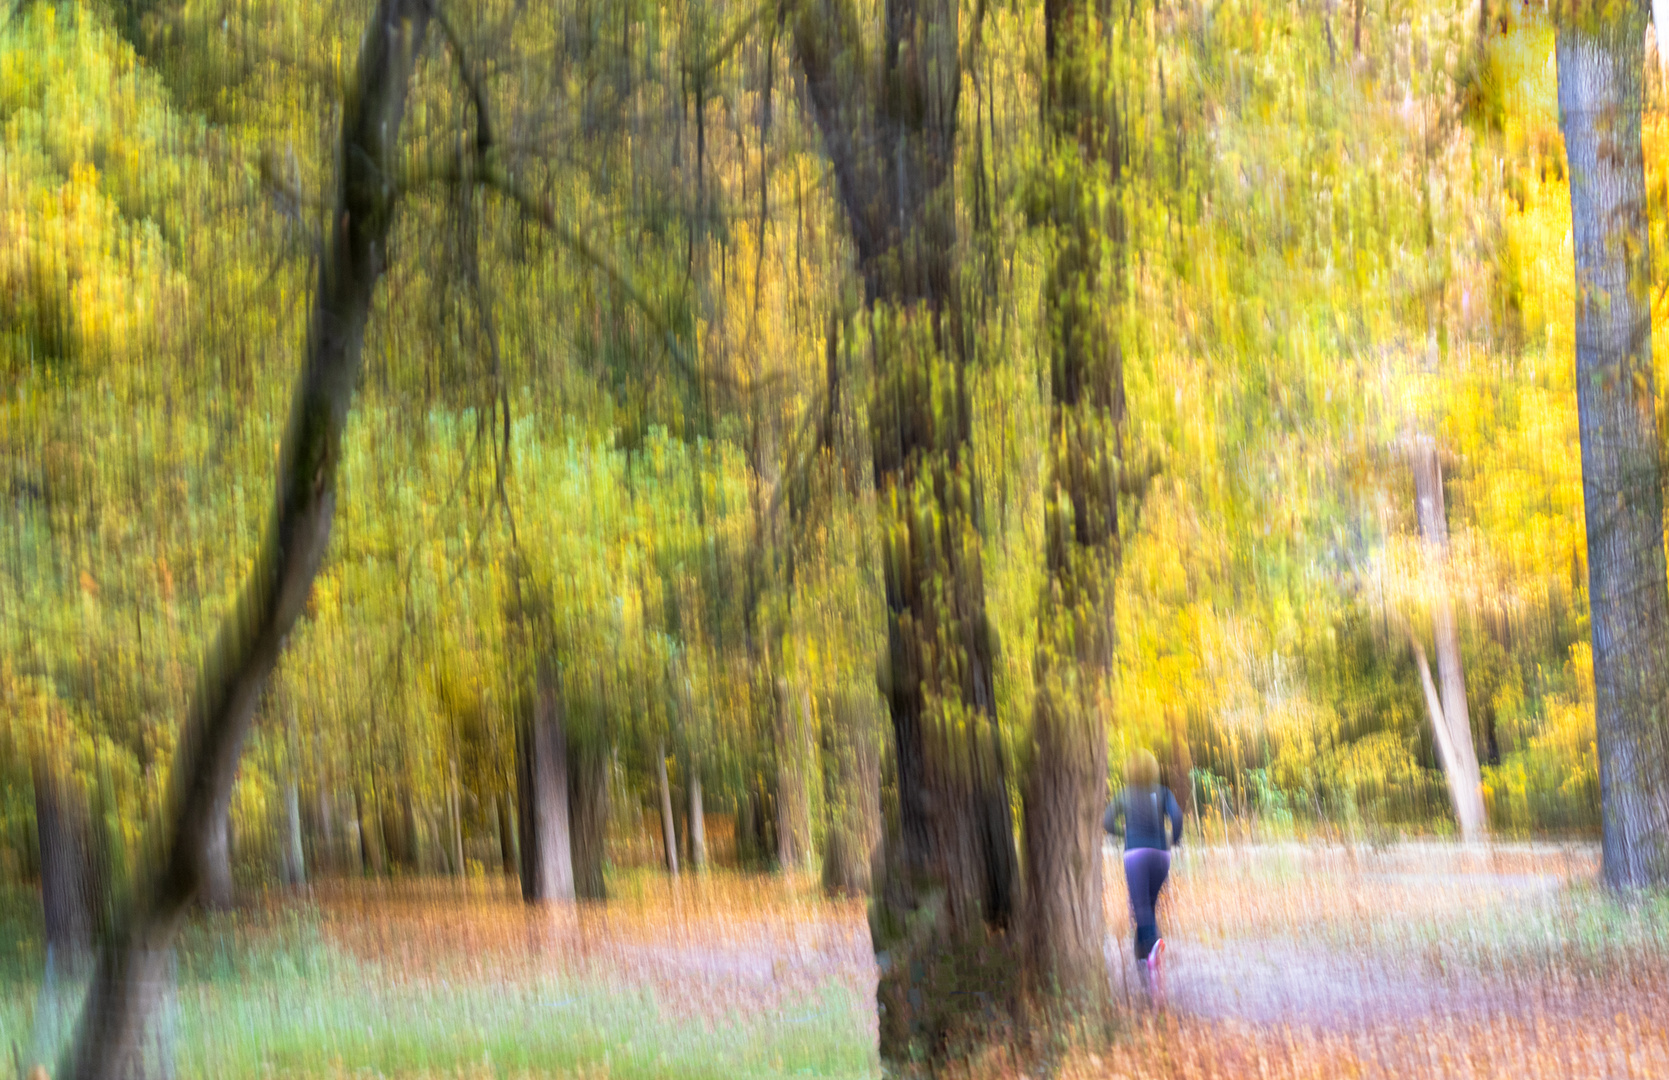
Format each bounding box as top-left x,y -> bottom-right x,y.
1558,10 -> 1669,887
688,766 -> 706,871
821,690 -> 881,896
62,4 -> 432,1072
1410,438 -> 1486,839
449,760 -> 464,877
33,756 -> 96,958
656,741 -> 679,876
283,783 -> 305,887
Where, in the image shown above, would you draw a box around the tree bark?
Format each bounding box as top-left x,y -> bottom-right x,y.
774,681 -> 813,873
795,0 -> 1019,1059
61,4 -> 431,1073
1558,11 -> 1669,887
1410,438 -> 1486,840
518,655 -> 575,901
200,811 -> 234,909
33,756 -> 96,958
568,739 -> 610,899
1021,0 -> 1122,1004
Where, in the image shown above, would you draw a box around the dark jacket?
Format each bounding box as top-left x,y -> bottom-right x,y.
1104,784 -> 1183,852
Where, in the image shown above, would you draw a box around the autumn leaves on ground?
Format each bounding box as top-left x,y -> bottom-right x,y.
8,843 -> 1667,1079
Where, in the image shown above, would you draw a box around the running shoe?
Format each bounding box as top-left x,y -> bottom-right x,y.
1147,937 -> 1166,975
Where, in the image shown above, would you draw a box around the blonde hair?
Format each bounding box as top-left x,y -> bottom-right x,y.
1125,749 -> 1160,787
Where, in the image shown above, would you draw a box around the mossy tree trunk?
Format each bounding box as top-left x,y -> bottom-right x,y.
1021,0 -> 1123,1005
795,0 -> 1019,1060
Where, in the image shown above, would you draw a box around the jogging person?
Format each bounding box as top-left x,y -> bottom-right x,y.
1104,749 -> 1183,989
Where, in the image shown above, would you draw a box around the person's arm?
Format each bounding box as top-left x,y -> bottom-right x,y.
1165,788 -> 1184,847
1103,791 -> 1125,837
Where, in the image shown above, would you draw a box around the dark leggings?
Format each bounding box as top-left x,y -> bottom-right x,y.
1123,847 -> 1171,961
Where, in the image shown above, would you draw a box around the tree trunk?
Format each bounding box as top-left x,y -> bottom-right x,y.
1411,438 -> 1486,840
656,741 -> 679,876
33,756 -> 96,958
316,787 -> 336,878
795,0 -> 1018,1059
1020,0 -> 1122,1004
774,681 -> 812,873
568,739 -> 610,899
517,655 -> 575,901
1558,12 -> 1669,887
1410,629 -> 1473,828
200,812 -> 234,910
62,5 -> 432,1072
688,766 -> 706,872
449,761 -> 464,877
821,690 -> 882,896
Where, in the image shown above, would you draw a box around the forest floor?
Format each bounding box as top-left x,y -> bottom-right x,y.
5,843 -> 1669,1078
1054,841 -> 1669,1080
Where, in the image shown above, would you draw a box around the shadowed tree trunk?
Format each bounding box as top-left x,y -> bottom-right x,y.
794,0 -> 1018,1059
60,3 -> 432,1072
517,654 -> 575,902
496,794 -> 517,877
568,739 -> 610,899
1557,7 -> 1669,887
1410,437 -> 1486,839
33,755 -> 97,958
1020,0 -> 1124,1005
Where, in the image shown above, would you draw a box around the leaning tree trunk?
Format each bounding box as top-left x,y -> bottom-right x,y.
60,5 -> 431,1074
1558,10 -> 1669,887
33,755 -> 97,958
795,0 -> 1018,1059
655,742 -> 680,875
1410,437 -> 1486,839
1020,0 -> 1122,1004
517,654 -> 575,902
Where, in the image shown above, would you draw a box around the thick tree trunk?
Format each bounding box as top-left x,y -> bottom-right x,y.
33,756 -> 96,958
518,656 -> 575,901
688,766 -> 706,872
796,0 -> 1018,1059
1021,0 -> 1122,1004
568,740 -> 610,899
61,5 -> 431,1073
1410,439 -> 1486,840
1558,14 -> 1669,887
821,690 -> 882,896
656,741 -> 679,876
